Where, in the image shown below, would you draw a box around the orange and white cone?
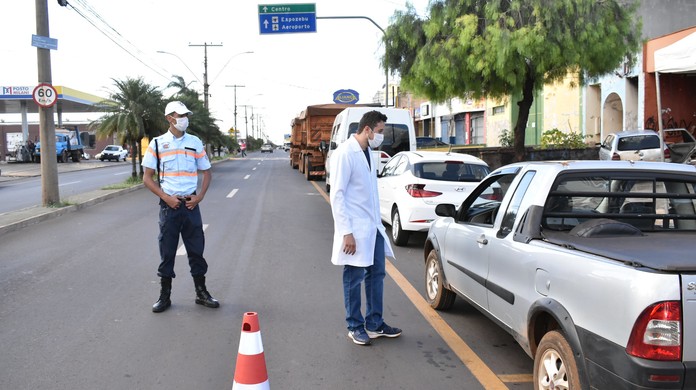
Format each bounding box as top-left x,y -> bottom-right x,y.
232,312 -> 269,389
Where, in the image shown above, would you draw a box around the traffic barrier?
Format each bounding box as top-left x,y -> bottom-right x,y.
232,312 -> 269,389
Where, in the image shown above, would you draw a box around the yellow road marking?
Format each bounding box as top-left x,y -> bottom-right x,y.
499,374 -> 533,383
311,180 -> 511,390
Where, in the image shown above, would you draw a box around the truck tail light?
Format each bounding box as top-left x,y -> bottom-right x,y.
626,301 -> 681,361
406,184 -> 442,198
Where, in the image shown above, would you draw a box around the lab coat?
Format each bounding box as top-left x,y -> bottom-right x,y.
329,136 -> 394,266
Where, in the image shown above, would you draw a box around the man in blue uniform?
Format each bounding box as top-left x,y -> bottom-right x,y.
142,101 -> 219,313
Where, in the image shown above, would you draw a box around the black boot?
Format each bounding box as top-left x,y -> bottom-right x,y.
152,277 -> 172,313
193,275 -> 219,308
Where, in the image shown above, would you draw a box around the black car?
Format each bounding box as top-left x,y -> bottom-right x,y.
416,137 -> 449,149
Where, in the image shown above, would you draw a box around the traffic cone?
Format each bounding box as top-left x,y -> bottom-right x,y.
232,312 -> 269,389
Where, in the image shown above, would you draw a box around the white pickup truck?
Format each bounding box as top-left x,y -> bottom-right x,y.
425,160 -> 696,389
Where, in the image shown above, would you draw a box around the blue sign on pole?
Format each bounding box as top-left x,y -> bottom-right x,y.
31,34 -> 58,50
258,4 -> 317,34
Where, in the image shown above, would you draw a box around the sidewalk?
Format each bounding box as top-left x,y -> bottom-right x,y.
0,160 -> 142,237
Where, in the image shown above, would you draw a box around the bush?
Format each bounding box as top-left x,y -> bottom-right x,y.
540,129 -> 590,149
498,129 -> 513,147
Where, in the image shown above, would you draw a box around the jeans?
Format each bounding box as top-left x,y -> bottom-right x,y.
342,232 -> 385,331
157,199 -> 208,278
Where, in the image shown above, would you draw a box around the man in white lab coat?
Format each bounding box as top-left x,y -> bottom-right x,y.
329,110 -> 402,346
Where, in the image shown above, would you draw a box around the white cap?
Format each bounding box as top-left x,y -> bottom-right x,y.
165,101 -> 193,116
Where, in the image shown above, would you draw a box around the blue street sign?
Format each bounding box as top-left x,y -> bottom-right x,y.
31,34 -> 58,50
258,4 -> 317,34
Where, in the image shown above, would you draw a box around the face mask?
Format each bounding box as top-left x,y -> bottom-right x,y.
173,117 -> 189,132
369,132 -> 384,149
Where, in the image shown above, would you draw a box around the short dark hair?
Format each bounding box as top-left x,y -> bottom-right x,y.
357,110 -> 388,134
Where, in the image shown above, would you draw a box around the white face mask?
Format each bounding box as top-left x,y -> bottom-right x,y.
368,132 -> 384,149
173,117 -> 189,132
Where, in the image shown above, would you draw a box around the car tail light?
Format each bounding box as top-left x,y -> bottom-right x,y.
379,151 -> 390,159
664,148 -> 671,160
479,188 -> 503,201
626,301 -> 681,361
405,184 -> 442,198
611,153 -> 621,161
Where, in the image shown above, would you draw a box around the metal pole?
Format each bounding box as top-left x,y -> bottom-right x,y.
226,85 -> 245,142
656,72 -> 665,162
35,0 -> 59,205
317,16 -> 388,107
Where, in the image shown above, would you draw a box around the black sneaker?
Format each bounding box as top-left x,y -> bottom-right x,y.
348,328 -> 372,345
366,323 -> 402,339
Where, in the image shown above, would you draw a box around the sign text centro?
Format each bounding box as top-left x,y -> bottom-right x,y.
333,89 -> 359,104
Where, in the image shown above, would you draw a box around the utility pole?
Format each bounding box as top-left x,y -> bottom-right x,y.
189,42 -> 222,110
225,84 -> 245,142
36,0 -> 59,206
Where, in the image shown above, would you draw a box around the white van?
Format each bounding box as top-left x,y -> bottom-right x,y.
325,107 -> 416,192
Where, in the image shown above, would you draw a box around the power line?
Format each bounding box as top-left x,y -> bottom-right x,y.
59,0 -> 172,82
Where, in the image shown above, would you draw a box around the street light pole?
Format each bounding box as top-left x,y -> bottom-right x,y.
156,50 -> 202,84
225,84 -> 245,142
189,42 -> 222,110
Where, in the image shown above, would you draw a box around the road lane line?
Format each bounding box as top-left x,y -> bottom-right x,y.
310,180 -> 510,390
58,181 -> 81,186
176,224 -> 209,256
226,189 -> 239,198
253,167 -> 257,171
244,174 -> 251,180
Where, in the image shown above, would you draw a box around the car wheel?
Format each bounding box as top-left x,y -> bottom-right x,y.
391,208 -> 410,246
425,249 -> 456,310
533,331 -> 581,390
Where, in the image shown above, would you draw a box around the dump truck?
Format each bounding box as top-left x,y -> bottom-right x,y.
289,103 -> 373,181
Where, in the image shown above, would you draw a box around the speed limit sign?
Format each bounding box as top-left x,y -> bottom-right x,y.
33,83 -> 58,108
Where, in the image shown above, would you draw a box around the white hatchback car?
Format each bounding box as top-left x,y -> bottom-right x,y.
378,151 -> 490,246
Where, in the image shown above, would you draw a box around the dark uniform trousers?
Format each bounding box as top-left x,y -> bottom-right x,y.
157,198 -> 208,278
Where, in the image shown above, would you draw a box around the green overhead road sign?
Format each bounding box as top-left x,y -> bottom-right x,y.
258,3 -> 317,34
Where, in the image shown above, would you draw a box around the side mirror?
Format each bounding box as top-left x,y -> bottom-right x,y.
435,204 -> 456,218
320,140 -> 328,153
330,141 -> 338,150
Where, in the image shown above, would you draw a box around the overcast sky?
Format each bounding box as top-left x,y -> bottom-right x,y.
2,0 -> 429,143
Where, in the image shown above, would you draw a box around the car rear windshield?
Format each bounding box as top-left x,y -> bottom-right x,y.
348,122 -> 411,156
106,146 -> 118,151
617,135 -> 660,151
413,161 -> 490,182
543,171 -> 696,232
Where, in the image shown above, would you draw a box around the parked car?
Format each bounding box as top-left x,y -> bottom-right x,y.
378,150 -> 490,246
598,129 -> 696,163
425,160 -> 696,389
97,145 -> 128,161
416,137 -> 449,149
261,144 -> 274,153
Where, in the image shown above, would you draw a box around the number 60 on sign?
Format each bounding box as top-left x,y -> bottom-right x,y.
32,83 -> 58,108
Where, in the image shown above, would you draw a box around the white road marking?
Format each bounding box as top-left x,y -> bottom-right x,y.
244,174 -> 251,180
252,167 -> 257,171
226,189 -> 239,198
114,171 -> 130,176
176,224 -> 209,256
58,181 -> 81,186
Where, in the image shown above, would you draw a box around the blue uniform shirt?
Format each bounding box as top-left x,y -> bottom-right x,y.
142,131 -> 211,196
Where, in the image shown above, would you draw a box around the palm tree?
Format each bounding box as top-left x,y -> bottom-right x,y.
93,77 -> 165,178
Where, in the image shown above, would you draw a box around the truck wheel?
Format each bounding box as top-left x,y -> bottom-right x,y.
391,208 -> 410,246
59,150 -> 68,163
425,250 -> 455,310
533,331 -> 581,390
71,152 -> 80,162
305,157 -> 313,181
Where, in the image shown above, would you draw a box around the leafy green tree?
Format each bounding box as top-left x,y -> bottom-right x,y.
93,77 -> 165,178
384,0 -> 641,161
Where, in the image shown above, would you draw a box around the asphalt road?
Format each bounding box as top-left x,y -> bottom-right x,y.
0,153 -> 533,389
